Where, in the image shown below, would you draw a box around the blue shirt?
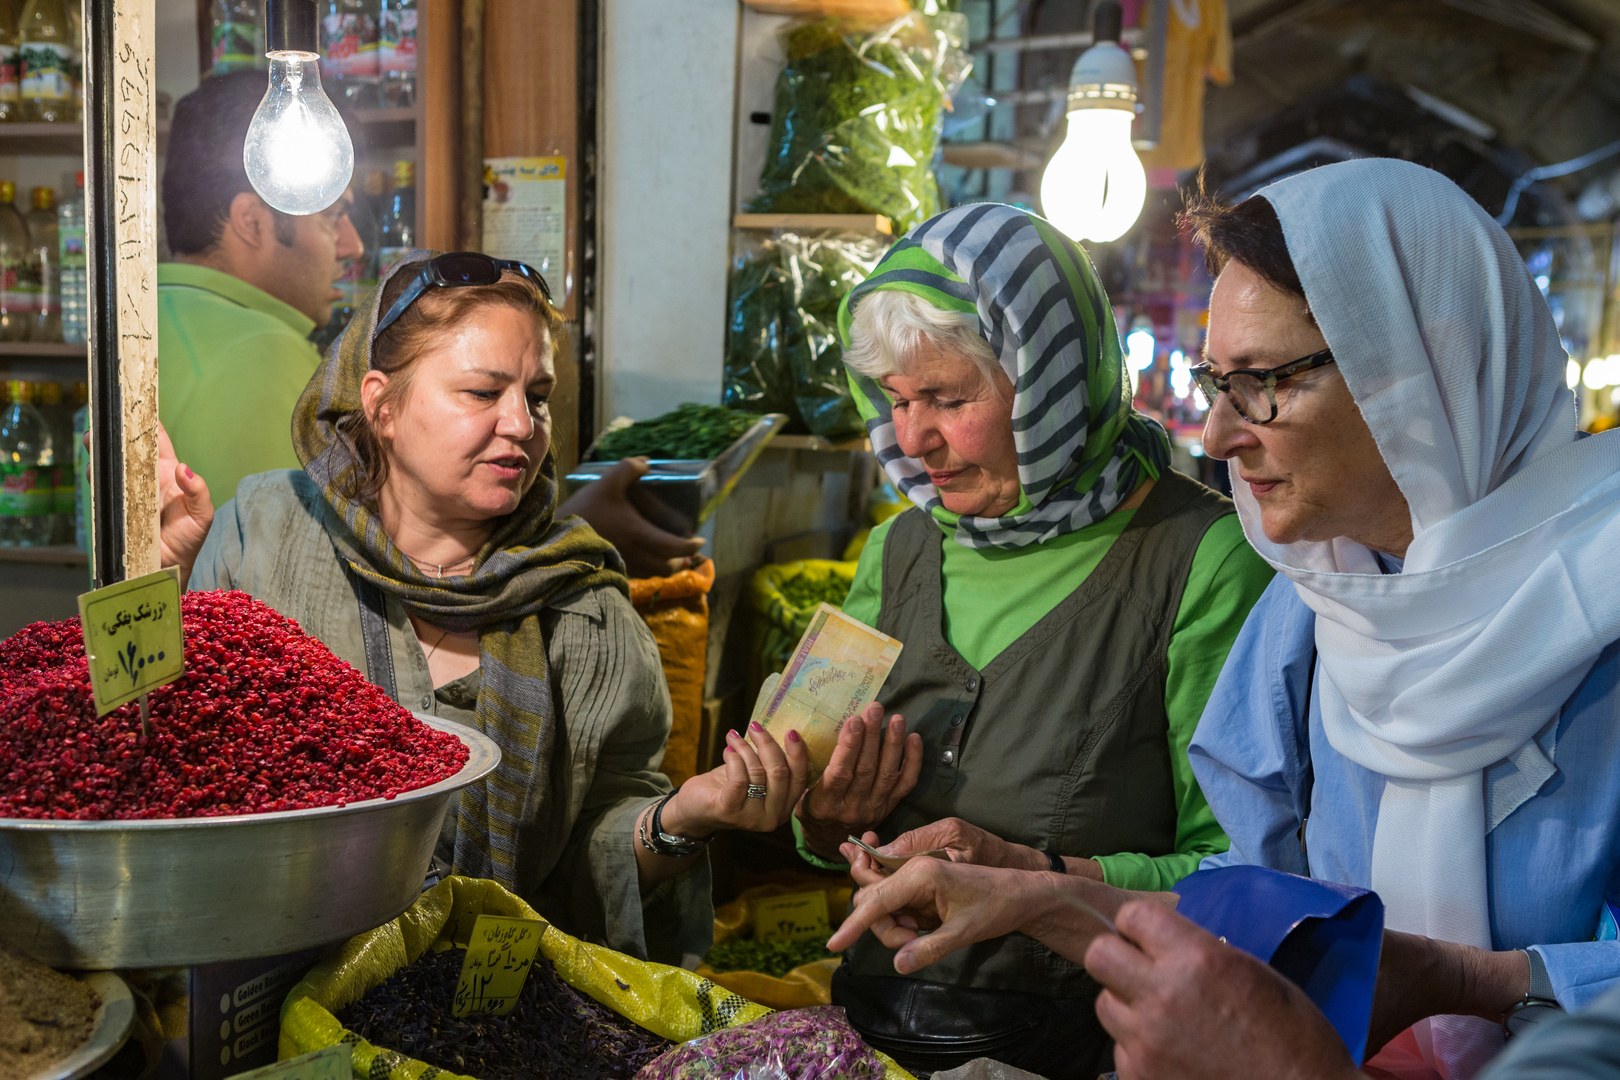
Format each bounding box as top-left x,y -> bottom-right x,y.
1189,574 -> 1620,1010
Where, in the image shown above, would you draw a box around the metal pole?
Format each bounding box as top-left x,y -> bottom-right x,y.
83,0 -> 122,586
1136,0 -> 1168,150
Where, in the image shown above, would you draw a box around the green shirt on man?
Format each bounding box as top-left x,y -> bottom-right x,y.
157,262 -> 319,503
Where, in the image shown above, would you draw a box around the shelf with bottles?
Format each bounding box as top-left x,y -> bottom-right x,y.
0,340 -> 82,357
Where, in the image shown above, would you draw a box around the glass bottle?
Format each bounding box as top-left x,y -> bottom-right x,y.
320,0 -> 379,108
0,0 -> 20,122
378,0 -> 415,107
26,185 -> 56,341
0,181 -> 32,342
376,159 -> 414,279
210,0 -> 264,76
0,379 -> 55,547
35,379 -> 69,542
71,379 -> 87,552
17,0 -> 75,123
57,169 -> 83,343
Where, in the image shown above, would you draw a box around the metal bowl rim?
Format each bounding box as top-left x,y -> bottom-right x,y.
0,714 -> 498,832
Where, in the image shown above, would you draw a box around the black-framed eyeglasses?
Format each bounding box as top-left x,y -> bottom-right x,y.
1190,348 -> 1336,425
373,251 -> 554,341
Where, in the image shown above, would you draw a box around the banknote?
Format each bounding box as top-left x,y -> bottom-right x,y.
758,603 -> 903,777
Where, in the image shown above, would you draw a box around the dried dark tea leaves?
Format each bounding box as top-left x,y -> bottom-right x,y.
336,947 -> 673,1080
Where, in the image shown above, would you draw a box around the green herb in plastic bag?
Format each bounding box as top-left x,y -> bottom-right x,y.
702,937 -> 837,978
591,403 -> 759,462
747,12 -> 969,234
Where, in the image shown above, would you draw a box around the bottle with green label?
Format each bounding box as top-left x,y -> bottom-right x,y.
0,0 -> 21,123
210,0 -> 264,76
18,0 -> 75,123
0,379 -> 55,547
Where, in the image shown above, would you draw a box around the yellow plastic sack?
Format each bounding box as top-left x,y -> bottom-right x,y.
694,882 -> 854,1010
278,876 -> 914,1080
749,560 -> 859,677
631,557 -> 717,789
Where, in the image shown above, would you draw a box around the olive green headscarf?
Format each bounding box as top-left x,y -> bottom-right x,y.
291,251 -> 627,893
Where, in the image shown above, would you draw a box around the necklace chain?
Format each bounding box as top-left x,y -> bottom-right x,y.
399,547 -> 478,579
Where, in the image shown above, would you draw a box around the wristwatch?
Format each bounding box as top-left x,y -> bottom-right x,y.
1501,949 -> 1563,1038
637,792 -> 713,859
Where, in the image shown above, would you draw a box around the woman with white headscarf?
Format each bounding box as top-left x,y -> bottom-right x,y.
823,159 -> 1620,1080
1181,156 -> 1620,1076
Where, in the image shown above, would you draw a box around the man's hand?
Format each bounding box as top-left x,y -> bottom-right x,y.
1085,900 -> 1361,1080
794,703 -> 923,860
557,457 -> 705,578
158,423 -> 213,588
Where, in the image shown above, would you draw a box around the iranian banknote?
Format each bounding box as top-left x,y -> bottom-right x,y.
757,603 -> 903,777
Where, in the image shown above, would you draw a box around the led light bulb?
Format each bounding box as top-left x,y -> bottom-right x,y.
1042,110 -> 1147,244
243,53 -> 354,215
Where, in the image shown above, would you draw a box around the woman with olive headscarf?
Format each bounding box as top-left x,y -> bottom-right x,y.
1187,159 -> 1620,1077
789,204 -> 1274,1080
166,251 -> 811,965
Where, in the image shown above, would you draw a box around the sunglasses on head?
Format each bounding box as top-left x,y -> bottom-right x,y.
372,251 -> 554,342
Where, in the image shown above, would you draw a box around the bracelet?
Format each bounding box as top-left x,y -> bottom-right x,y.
637,792 -> 713,859
1045,849 -> 1066,874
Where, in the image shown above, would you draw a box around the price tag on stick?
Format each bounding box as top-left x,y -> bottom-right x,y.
753,891 -> 831,944
453,914 -> 547,1017
77,567 -> 185,718
224,1044 -> 351,1080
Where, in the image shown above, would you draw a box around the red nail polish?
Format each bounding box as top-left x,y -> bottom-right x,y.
788,730 -> 801,743
750,721 -> 763,733
181,464 -> 193,479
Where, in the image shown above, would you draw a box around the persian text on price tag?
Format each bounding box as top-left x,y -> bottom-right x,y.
224,1044 -> 351,1080
77,567 -> 185,716
453,914 -> 547,1017
754,891 -> 830,944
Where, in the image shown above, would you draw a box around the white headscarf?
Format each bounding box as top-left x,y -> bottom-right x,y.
1237,158 -> 1620,1076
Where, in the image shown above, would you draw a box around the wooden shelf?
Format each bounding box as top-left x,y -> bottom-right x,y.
352,106 -> 416,151
0,342 -> 87,359
0,122 -> 81,156
0,544 -> 86,566
734,213 -> 893,235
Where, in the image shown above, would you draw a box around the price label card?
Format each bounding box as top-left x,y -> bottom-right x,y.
78,567 -> 185,716
453,914 -> 546,1017
754,891 -> 830,944
224,1044 -> 351,1080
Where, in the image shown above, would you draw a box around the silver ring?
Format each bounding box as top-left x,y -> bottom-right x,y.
745,784 -> 768,799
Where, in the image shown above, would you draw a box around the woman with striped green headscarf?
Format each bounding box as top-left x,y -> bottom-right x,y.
157,252 -> 811,965
789,204 -> 1275,1078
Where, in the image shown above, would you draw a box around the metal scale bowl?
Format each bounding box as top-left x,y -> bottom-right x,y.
0,715 -> 499,970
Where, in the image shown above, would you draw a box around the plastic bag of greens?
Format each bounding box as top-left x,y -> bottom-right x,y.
635,1006 -> 883,1080
725,231 -> 886,440
750,560 -> 859,678
746,12 -> 970,234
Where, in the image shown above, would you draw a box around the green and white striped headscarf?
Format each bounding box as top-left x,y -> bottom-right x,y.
838,203 -> 1169,549
292,251 -> 628,897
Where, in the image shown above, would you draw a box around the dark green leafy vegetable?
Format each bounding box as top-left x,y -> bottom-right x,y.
590,404 -> 759,462
746,13 -> 968,234
724,231 -> 885,440
702,937 -> 837,977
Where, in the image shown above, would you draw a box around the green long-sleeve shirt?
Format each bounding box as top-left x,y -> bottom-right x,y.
830,506 -> 1274,890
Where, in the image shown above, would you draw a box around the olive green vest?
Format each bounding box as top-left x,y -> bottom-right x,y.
842,469 -> 1234,998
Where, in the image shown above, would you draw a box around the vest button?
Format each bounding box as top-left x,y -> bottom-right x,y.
940,749 -> 955,766
965,677 -> 978,692
950,714 -> 964,727
421,694 -> 434,711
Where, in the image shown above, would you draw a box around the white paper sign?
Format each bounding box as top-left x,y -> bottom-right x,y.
483,156 -> 567,298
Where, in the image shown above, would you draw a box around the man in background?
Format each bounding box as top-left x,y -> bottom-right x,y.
158,70 -> 362,504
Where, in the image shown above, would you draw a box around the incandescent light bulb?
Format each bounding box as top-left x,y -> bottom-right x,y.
1039,0 -> 1146,244
244,1 -> 353,216
1041,110 -> 1147,244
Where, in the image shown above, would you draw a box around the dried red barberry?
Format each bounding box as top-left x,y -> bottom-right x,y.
0,591 -> 469,820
